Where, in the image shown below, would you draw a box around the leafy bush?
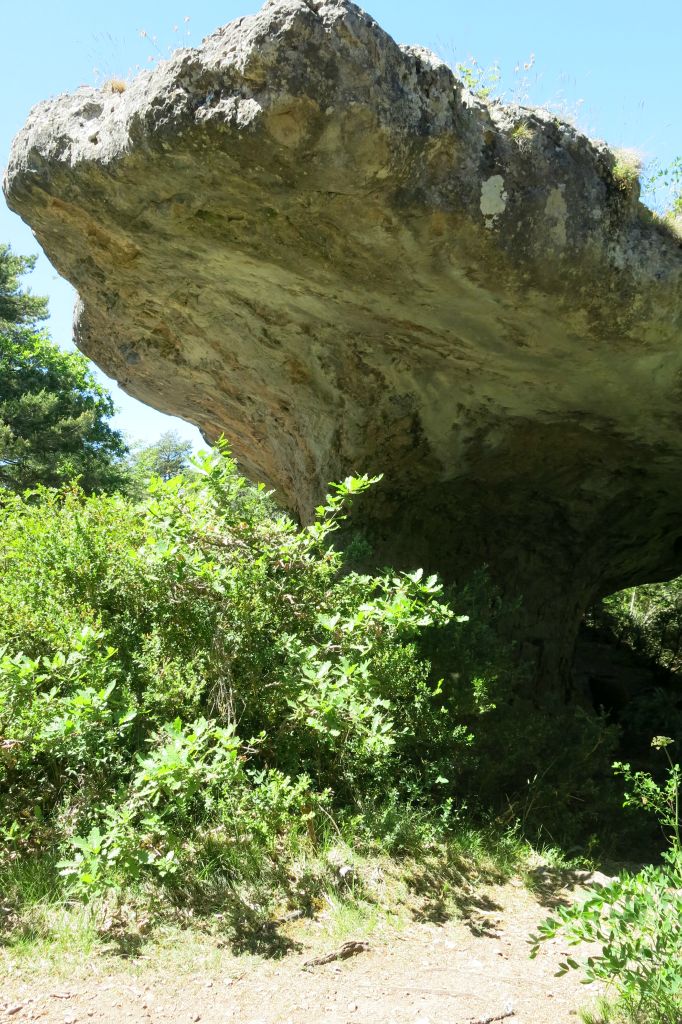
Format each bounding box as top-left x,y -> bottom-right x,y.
0,446 -> 470,900
530,738 -> 682,1024
0,440 -> 632,930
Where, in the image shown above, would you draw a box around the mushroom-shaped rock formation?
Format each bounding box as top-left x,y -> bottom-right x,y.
4,0 -> 682,694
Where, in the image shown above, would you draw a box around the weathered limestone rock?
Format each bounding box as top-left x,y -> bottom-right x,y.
4,0 -> 682,692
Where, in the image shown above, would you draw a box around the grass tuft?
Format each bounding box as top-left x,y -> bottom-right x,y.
511,120 -> 534,148
611,148 -> 643,192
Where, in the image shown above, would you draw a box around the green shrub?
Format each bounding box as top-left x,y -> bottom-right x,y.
0,446 -> 468,897
530,738 -> 682,1024
0,441 -> 630,922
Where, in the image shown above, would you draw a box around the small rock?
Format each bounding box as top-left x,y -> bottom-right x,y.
585,870 -> 617,888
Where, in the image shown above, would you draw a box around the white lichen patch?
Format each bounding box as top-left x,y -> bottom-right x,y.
545,186 -> 567,246
480,175 -> 507,229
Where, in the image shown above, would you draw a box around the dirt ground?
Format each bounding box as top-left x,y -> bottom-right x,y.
1,873 -> 605,1024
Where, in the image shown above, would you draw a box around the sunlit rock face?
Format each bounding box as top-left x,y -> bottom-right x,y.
5,0 -> 682,691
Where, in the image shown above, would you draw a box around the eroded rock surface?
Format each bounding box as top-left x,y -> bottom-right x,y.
5,0 -> 682,689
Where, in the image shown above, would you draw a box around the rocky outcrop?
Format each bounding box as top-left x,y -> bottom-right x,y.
4,0 -> 682,693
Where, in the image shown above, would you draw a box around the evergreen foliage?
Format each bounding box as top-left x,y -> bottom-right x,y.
0,245 -> 128,493
0,244 -> 47,327
126,429 -> 195,496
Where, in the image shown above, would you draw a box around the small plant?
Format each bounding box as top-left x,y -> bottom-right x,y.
529,737 -> 682,1024
455,57 -> 501,101
614,736 -> 680,849
105,79 -> 126,94
611,148 -> 643,193
511,120 -> 534,149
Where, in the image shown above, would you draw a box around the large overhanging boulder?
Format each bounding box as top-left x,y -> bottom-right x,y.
4,0 -> 682,693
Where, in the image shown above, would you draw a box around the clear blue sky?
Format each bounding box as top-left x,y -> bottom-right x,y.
1,0 -> 680,447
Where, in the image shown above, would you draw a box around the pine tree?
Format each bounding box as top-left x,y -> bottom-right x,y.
0,245 -> 128,493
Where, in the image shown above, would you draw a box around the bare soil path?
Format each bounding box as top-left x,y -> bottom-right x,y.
1,875 -> 604,1024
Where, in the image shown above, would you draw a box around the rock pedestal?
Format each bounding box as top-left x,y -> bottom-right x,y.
5,0 -> 682,693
